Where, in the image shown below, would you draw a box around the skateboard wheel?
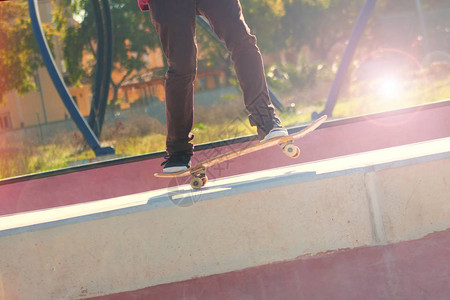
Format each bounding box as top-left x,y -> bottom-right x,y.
283,144 -> 300,158
202,176 -> 208,185
190,176 -> 204,189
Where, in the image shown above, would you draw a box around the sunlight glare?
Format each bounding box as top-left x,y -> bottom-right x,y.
376,76 -> 403,99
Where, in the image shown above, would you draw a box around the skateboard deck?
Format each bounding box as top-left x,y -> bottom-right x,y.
155,115 -> 327,189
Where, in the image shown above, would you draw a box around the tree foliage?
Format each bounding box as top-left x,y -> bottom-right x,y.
239,0 -> 365,58
0,0 -> 54,102
55,0 -> 161,104
3,0 -> 450,104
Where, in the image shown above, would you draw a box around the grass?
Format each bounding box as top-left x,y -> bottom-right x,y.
332,75 -> 450,118
0,73 -> 449,180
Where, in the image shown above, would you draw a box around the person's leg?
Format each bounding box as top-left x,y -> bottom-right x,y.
148,0 -> 197,155
196,0 -> 285,139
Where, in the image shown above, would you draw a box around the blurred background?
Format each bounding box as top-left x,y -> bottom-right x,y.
0,0 -> 449,179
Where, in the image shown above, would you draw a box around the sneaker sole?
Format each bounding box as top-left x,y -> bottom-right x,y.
263,128 -> 289,141
163,165 -> 189,174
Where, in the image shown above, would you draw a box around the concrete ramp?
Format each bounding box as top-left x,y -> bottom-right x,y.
0,137 -> 449,299
1,100 -> 449,216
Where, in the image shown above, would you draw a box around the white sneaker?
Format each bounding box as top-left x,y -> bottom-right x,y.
263,126 -> 288,141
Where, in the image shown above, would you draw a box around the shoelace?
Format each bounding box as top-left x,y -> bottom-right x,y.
160,134 -> 195,166
160,154 -> 171,166
160,152 -> 191,166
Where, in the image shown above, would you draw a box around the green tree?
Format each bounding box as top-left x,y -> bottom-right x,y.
240,0 -> 286,52
238,0 -> 365,60
0,0 -> 54,102
280,0 -> 365,60
56,0 -> 161,105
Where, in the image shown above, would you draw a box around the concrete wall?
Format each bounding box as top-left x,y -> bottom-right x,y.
0,138 -> 448,299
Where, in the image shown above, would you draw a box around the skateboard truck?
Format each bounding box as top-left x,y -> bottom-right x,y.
189,167 -> 208,189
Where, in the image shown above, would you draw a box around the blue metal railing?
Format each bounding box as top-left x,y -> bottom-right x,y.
312,0 -> 377,119
28,0 -> 114,156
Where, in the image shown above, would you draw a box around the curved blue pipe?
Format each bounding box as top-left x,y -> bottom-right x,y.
312,0 -> 377,119
28,0 -> 114,156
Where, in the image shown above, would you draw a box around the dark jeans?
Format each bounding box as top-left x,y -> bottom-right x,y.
148,0 -> 279,154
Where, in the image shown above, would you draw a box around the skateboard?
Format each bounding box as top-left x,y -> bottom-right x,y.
155,115 -> 327,189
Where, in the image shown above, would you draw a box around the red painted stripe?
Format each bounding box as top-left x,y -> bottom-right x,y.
90,229 -> 450,300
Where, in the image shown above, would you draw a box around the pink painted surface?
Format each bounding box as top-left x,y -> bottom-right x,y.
0,102 -> 449,215
90,229 -> 450,300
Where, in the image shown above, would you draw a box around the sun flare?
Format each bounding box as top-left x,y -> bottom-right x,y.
375,77 -> 404,99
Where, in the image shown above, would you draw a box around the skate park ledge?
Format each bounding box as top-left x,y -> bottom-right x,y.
0,135 -> 449,299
